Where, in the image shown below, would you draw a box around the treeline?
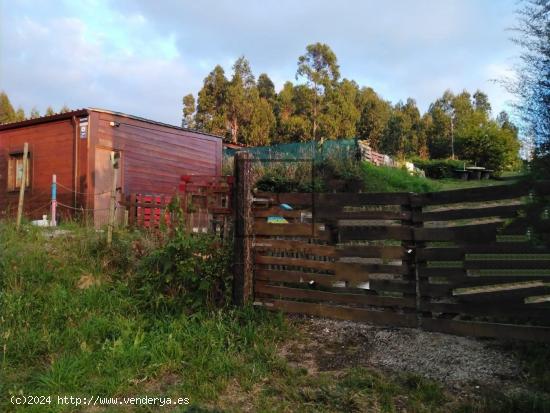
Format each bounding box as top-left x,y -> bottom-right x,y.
0,91 -> 71,124
183,43 -> 521,171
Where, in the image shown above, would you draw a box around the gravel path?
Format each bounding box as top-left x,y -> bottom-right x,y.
282,316 -> 524,391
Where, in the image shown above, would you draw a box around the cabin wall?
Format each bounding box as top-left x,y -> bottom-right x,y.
89,111 -> 222,203
0,119 -> 84,220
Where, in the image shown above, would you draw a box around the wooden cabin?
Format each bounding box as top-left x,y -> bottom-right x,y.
0,108 -> 222,225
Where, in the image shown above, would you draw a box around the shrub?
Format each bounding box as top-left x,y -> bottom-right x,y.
359,162 -> 440,193
134,227 -> 233,314
411,158 -> 466,179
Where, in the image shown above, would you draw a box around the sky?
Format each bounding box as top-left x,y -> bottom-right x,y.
0,0 -> 521,126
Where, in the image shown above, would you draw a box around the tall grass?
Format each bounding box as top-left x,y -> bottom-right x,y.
0,223 -> 289,411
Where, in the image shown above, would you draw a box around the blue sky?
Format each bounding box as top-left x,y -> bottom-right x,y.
1,0 -> 521,126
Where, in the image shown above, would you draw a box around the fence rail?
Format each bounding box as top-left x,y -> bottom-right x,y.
232,157 -> 550,342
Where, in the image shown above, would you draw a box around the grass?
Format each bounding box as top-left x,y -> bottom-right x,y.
359,162 -> 441,193
0,223 -> 289,412
1,221 -> 549,412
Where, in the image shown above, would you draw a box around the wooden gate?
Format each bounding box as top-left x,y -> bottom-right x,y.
251,191 -> 418,328
233,152 -> 550,342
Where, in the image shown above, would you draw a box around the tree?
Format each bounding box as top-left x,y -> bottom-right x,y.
226,56 -> 256,144
296,43 -> 340,140
195,65 -> 229,137
508,0 -> 550,162
30,107 -> 40,119
182,94 -> 195,128
356,88 -> 392,151
0,91 -> 16,124
473,90 -> 491,116
15,107 -> 25,121
45,106 -> 55,116
257,73 -> 276,102
274,81 -> 313,143
457,121 -> 520,172
320,79 -> 360,139
244,97 -> 276,146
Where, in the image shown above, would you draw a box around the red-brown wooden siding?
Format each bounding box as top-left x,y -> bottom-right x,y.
0,119 -> 80,219
89,110 -> 222,204
0,109 -> 222,220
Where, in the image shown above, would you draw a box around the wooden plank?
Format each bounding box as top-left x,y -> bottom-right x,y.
253,207 -> 303,219
413,182 -> 529,206
417,244 -> 550,261
254,192 -> 313,206
369,280 -> 416,294
255,254 -> 335,272
316,209 -> 411,221
339,225 -> 413,241
254,222 -> 330,240
339,245 -> 408,259
314,192 -> 411,206
259,299 -> 418,328
464,260 -> 550,269
421,282 -> 550,301
420,301 -> 550,320
256,269 -> 363,285
414,223 -> 499,242
255,282 -> 416,308
418,267 -> 465,278
422,318 -> 550,342
453,280 -> 547,296
414,204 -> 520,222
253,239 -> 339,257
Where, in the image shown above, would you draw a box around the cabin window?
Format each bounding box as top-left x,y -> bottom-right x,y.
7,152 -> 31,191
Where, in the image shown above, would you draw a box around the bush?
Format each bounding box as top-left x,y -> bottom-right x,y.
359,162 -> 440,193
134,227 -> 233,314
411,158 -> 467,179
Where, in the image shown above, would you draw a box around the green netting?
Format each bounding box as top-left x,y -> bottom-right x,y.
223,138 -> 360,161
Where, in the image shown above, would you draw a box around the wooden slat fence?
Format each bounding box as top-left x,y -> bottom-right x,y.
237,177 -> 550,342
252,190 -> 418,328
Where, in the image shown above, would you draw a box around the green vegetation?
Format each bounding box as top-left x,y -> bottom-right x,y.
412,158 -> 467,179
0,223 -> 289,412
1,221 -> 550,412
359,162 -> 440,193
179,43 -> 521,173
0,91 -> 70,123
255,158 -> 440,193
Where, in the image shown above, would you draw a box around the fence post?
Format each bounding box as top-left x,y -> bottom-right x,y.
233,151 -> 253,306
409,193 -> 425,329
16,142 -> 29,230
51,174 -> 57,226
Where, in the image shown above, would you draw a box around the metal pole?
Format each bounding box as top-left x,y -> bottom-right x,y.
107,152 -> 119,246
16,143 -> 29,230
51,174 -> 57,226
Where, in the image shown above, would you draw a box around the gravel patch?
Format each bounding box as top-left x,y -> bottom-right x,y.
283,316 -> 524,390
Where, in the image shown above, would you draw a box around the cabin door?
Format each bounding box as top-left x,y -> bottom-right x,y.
94,147 -> 122,228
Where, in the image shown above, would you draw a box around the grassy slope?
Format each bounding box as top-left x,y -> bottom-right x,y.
359,162 -> 522,193
1,219 -> 548,412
